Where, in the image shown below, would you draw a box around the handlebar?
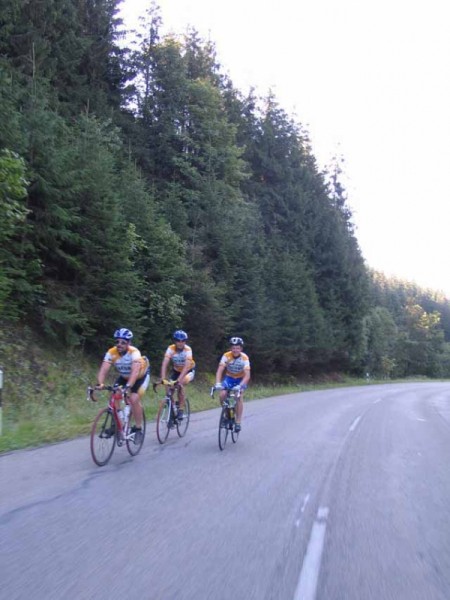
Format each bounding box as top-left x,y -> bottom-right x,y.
152,379 -> 179,393
86,384 -> 128,403
210,384 -> 243,398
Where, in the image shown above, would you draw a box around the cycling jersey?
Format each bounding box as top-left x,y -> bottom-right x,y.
219,351 -> 250,379
103,346 -> 149,379
164,344 -> 195,373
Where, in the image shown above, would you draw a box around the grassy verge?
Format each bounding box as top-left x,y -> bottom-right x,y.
0,370 -> 377,454
0,323 -> 438,454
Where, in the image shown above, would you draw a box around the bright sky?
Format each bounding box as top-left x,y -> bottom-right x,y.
120,0 -> 450,296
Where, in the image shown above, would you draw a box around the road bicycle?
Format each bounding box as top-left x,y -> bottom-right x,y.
87,384 -> 146,466
153,379 -> 190,444
211,385 -> 241,451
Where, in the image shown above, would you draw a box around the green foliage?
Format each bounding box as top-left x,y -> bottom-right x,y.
368,271 -> 450,377
0,149 -> 28,242
362,307 -> 398,377
0,148 -> 33,315
2,0 -> 448,381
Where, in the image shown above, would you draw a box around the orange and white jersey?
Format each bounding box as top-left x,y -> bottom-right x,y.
103,346 -> 149,379
164,344 -> 195,373
219,351 -> 250,379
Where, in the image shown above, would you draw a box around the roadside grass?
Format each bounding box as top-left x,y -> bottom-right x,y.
0,323 -> 438,454
0,370 -> 390,454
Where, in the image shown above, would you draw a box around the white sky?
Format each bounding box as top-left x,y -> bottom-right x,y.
120,0 -> 450,296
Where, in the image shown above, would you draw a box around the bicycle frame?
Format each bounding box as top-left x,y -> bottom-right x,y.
210,385 -> 241,407
88,384 -> 146,466
88,384 -> 127,440
154,379 -> 190,443
212,385 -> 241,450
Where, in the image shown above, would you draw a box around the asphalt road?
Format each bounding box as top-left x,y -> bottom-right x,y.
1,382 -> 450,600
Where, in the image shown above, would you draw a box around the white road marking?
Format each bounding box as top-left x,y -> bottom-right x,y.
294,506 -> 329,600
301,493 -> 311,513
349,416 -> 361,432
416,418 -> 426,422
372,398 -> 382,404
296,494 -> 311,526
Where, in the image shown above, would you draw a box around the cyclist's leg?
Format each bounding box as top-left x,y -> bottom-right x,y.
230,377 -> 243,428
129,373 -> 148,429
170,370 -> 183,409
177,370 -> 194,410
115,376 -> 127,410
236,394 -> 243,424
219,376 -> 233,405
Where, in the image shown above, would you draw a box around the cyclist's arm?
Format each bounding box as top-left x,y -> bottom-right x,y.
241,370 -> 251,388
127,360 -> 141,388
160,355 -> 171,381
177,358 -> 193,385
215,363 -> 225,384
97,361 -> 111,386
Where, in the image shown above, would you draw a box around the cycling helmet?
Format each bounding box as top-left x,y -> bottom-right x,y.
114,328 -> 133,340
230,336 -> 244,346
173,329 -> 188,341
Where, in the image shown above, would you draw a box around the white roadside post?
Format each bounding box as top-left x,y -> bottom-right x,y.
0,367 -> 3,435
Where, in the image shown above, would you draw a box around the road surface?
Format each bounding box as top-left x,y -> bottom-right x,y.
1,382 -> 450,599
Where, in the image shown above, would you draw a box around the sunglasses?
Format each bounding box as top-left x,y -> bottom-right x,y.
115,339 -> 129,345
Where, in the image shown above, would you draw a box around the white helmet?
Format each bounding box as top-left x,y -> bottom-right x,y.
114,328 -> 133,340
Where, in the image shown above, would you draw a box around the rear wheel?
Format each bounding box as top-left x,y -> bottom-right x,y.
90,408 -> 116,466
176,398 -> 190,438
218,406 -> 229,451
156,400 -> 172,444
126,407 -> 146,456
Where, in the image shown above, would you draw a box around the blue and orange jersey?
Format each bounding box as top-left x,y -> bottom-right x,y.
103,346 -> 149,379
164,344 -> 195,373
219,351 -> 250,379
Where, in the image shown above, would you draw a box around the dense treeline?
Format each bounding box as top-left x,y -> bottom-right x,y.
1,0 -> 450,379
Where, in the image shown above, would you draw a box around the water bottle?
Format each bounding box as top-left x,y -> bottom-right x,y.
117,409 -> 125,425
123,405 -> 131,425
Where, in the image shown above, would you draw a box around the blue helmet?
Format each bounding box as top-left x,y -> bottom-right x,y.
230,336 -> 244,346
173,329 -> 188,341
114,328 -> 133,340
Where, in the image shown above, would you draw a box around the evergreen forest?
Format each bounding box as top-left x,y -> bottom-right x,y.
1,0 -> 450,379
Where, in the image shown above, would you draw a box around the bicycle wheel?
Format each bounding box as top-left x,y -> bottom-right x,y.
90,408 -> 116,466
176,398 -> 190,438
218,406 -> 229,451
126,407 -> 146,456
156,399 -> 172,444
231,421 -> 239,444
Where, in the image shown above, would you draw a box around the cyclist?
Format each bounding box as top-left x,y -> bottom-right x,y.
96,328 -> 150,443
215,337 -> 251,432
159,330 -> 195,420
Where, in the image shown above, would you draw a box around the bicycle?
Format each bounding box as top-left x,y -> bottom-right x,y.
211,384 -> 241,451
153,379 -> 190,444
87,384 -> 146,466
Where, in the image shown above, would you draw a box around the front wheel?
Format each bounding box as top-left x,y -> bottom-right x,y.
231,422 -> 239,443
176,398 -> 190,438
156,400 -> 172,444
218,406 -> 229,451
126,407 -> 146,456
90,408 -> 116,466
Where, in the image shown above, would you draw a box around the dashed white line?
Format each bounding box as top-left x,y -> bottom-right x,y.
301,493 -> 311,513
349,415 -> 361,432
296,493 -> 311,526
294,506 -> 329,600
